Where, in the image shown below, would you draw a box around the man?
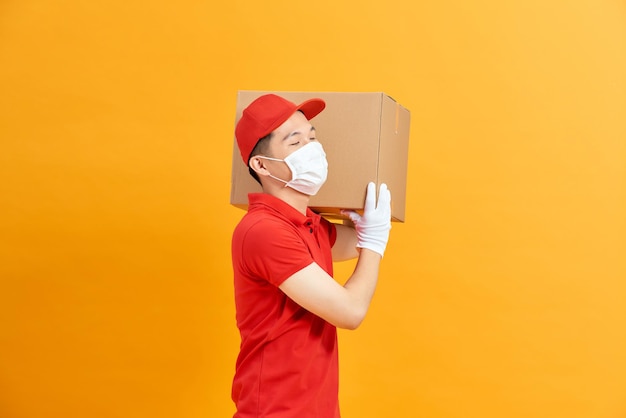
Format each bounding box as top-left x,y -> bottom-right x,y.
231,93 -> 391,418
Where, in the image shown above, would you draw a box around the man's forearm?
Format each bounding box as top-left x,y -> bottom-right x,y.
342,248 -> 382,329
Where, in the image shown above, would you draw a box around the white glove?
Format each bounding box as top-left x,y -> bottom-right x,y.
342,182 -> 392,257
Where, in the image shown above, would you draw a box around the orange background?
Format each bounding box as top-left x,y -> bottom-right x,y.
1,1 -> 625,417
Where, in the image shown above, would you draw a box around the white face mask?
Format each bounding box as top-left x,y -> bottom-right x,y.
257,142 -> 328,196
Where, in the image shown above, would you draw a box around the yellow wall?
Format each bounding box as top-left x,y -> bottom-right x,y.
1,1 -> 625,417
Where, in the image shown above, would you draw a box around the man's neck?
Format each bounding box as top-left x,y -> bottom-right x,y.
262,185 -> 310,216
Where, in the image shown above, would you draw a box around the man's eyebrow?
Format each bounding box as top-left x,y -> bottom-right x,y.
281,126 -> 316,141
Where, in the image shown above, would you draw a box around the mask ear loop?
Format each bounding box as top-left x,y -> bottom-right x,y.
256,155 -> 283,162
254,155 -> 291,187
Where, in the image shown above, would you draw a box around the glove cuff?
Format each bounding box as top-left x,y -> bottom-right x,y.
356,241 -> 386,257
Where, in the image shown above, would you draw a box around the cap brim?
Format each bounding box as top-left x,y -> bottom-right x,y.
296,98 -> 326,121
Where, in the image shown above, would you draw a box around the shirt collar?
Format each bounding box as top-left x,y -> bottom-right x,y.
248,193 -> 321,228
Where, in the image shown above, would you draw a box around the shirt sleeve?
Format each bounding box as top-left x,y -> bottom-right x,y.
321,217 -> 337,248
240,219 -> 315,287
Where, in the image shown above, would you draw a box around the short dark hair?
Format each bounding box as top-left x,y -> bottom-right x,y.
247,133 -> 273,185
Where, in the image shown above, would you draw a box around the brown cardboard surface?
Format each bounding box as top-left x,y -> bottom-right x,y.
230,91 -> 411,222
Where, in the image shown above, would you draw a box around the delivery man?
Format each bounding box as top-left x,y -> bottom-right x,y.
231,93 -> 391,418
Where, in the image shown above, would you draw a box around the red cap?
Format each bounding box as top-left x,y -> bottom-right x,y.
235,94 -> 326,163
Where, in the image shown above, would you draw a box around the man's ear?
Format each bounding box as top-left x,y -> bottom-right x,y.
249,156 -> 270,177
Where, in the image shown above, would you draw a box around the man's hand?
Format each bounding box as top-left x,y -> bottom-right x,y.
341,182 -> 392,257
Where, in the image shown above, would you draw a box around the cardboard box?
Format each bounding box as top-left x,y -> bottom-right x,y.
230,91 -> 411,222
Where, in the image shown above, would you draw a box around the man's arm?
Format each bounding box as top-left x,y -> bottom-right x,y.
280,250 -> 381,330
281,183 -> 391,330
332,223 -> 359,262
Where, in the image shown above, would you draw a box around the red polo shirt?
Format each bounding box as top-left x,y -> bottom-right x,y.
231,193 -> 339,418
